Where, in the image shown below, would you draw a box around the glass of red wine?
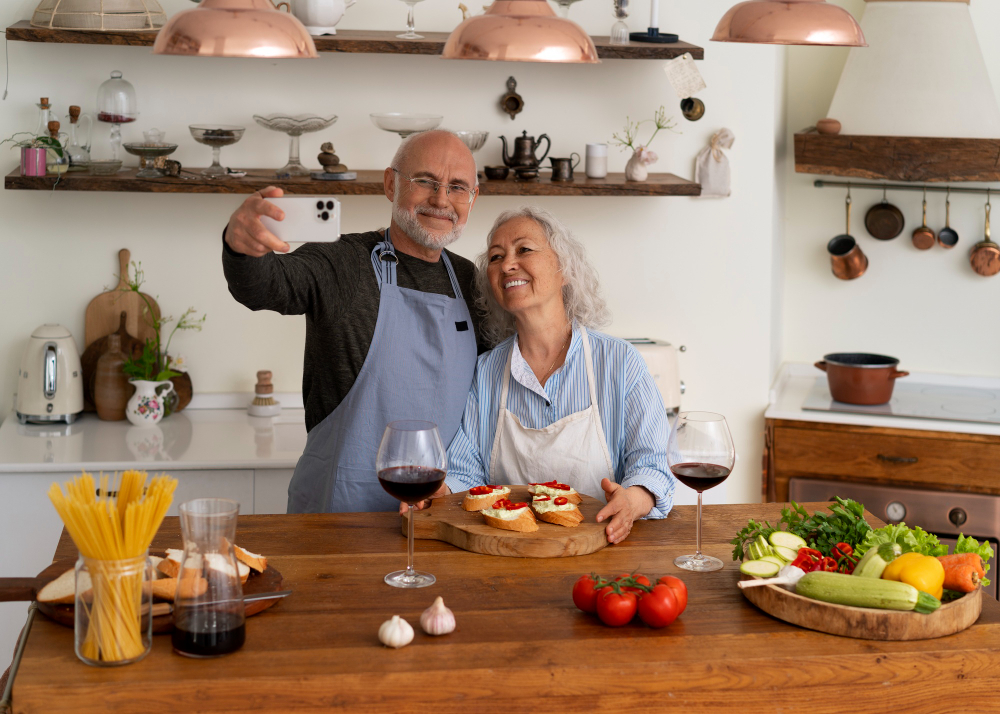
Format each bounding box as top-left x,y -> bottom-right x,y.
377,420 -> 448,588
668,411 -> 735,572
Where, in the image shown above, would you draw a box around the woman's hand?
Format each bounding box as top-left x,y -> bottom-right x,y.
595,478 -> 654,544
398,483 -> 452,514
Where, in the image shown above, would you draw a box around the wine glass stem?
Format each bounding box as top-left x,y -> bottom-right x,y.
695,491 -> 703,557
406,503 -> 416,576
288,134 -> 301,166
406,3 -> 416,34
212,146 -> 221,169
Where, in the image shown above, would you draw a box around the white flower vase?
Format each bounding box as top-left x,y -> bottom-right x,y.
126,380 -> 174,427
625,150 -> 649,182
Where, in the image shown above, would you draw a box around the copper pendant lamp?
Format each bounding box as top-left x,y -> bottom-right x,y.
712,0 -> 866,47
442,0 -> 599,63
152,0 -> 318,59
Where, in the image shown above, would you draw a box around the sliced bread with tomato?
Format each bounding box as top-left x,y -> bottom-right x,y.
528,480 -> 582,504
481,499 -> 538,533
461,484 -> 511,511
531,494 -> 584,527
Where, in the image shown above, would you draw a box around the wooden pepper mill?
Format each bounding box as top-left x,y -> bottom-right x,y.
248,370 -> 281,417
94,333 -> 132,421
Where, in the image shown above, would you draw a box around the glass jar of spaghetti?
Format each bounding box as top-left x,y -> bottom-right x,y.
74,553 -> 154,666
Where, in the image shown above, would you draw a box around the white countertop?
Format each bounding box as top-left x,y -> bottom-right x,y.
0,406 -> 308,473
766,363 -> 1000,436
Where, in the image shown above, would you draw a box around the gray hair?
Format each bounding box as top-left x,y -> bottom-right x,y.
475,206 -> 611,346
390,130 -> 478,187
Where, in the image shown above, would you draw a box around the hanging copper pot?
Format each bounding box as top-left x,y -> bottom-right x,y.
970,192 -> 1000,277
865,186 -> 904,241
937,188 -> 959,249
827,191 -> 867,280
911,190 -> 936,250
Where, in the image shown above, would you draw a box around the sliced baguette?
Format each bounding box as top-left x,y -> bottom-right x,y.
461,487 -> 511,512
150,576 -> 208,602
233,545 -> 267,573
527,485 -> 582,504
157,548 -> 184,578
536,508 -> 584,528
482,509 -> 538,533
37,568 -> 88,605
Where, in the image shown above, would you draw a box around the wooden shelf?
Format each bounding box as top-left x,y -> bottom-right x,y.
795,128 -> 1000,183
4,168 -> 702,196
5,21 -> 703,60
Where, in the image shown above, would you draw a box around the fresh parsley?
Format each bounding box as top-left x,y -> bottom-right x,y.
730,497 -> 872,561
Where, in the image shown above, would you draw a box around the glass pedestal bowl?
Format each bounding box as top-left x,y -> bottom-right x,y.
370,113 -> 443,139
189,125 -> 245,177
123,142 -> 178,178
253,113 -> 338,178
454,131 -> 489,178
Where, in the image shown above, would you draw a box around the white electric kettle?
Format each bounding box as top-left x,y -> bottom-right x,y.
292,0 -> 356,34
16,324 -> 84,425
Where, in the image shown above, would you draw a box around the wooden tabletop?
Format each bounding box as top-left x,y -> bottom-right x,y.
11,504 -> 1000,713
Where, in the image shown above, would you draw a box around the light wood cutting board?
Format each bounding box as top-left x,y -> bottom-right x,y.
406,485 -> 609,558
740,574 -> 982,640
84,248 -> 160,349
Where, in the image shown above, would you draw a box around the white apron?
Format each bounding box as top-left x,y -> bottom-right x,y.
487,327 -> 615,501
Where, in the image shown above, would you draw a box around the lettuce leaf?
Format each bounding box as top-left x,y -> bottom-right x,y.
854,522 -> 947,559
954,533 -> 994,587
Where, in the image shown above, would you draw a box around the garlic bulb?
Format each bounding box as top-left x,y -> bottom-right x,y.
420,596 -> 456,636
378,615 -> 414,648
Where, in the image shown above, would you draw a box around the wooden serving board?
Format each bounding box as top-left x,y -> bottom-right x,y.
84,248 -> 160,349
0,558 -> 284,634
740,574 -> 982,640
406,485 -> 609,558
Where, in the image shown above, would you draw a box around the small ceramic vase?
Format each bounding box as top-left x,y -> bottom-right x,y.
94,334 -> 131,421
625,150 -> 649,182
126,379 -> 175,427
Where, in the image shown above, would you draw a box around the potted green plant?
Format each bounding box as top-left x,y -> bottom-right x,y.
119,261 -> 205,419
2,131 -> 64,177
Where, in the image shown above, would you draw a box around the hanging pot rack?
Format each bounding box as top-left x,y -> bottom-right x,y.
814,179 -> 1000,197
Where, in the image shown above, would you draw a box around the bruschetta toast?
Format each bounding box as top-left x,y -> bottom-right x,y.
481,499 -> 538,533
528,480 -> 582,504
531,494 -> 584,527
461,484 -> 512,511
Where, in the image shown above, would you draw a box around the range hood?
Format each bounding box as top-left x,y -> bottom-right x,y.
826,0 -> 1000,138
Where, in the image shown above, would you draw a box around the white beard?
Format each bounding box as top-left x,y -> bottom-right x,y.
392,198 -> 464,250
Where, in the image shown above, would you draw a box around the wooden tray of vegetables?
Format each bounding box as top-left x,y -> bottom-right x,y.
732,499 -> 991,641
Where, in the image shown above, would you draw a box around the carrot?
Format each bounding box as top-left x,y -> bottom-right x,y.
940,564 -> 981,593
938,553 -> 985,578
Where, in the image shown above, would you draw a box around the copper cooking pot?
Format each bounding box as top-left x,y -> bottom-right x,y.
911,192 -> 936,251
814,353 -> 909,406
970,193 -> 1000,277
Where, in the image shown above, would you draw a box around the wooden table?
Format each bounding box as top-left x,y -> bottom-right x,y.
10,504 -> 1000,713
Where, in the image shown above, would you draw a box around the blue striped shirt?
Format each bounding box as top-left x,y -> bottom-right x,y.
445,327 -> 676,519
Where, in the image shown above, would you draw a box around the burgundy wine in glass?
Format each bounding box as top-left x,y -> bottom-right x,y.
668,412 -> 735,572
377,420 -> 447,588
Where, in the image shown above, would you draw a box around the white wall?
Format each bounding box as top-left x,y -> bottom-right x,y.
0,1 -> 782,512
782,0 -> 1000,377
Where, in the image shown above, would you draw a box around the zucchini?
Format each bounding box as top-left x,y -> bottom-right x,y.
796,571 -> 940,614
769,531 -> 808,551
748,535 -> 774,561
853,543 -> 903,579
773,545 -> 799,563
759,555 -> 786,568
741,560 -> 780,577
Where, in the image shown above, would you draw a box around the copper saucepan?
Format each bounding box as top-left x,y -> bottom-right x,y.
827,191 -> 867,280
937,188 -> 959,249
814,353 -> 909,406
970,191 -> 1000,277
911,189 -> 935,251
865,186 -> 905,241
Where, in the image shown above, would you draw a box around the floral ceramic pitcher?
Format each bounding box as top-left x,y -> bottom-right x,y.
126,380 -> 174,427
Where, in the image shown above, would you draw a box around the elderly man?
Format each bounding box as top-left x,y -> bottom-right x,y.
222,130 -> 481,514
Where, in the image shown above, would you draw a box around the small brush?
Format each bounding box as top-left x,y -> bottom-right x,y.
248,370 -> 281,417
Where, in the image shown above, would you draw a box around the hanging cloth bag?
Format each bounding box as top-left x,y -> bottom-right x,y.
694,128 -> 735,198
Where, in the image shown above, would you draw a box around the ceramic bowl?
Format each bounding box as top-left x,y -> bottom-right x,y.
455,130 -> 489,153
484,165 -> 509,180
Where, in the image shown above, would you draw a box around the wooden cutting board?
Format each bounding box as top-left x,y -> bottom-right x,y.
740,574 -> 982,640
406,485 -> 609,558
84,248 -> 160,349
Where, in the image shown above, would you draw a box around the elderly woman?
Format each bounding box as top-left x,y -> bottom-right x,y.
437,206 -> 676,543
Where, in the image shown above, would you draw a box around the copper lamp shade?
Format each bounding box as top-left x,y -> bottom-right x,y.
442,0 -> 599,63
712,0 -> 866,47
152,0 -> 318,59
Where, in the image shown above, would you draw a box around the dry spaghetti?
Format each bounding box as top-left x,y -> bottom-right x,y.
49,470 -> 177,663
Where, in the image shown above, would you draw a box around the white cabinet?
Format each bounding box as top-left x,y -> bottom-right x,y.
253,469 -> 294,515
169,470 -> 254,517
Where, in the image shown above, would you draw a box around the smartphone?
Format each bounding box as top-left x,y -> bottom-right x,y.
260,196 -> 341,243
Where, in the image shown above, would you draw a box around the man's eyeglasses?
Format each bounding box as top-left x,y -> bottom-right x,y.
392,168 -> 476,206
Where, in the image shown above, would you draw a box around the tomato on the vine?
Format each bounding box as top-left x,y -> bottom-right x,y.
616,573 -> 650,594
656,575 -> 688,615
596,589 -> 637,627
637,584 -> 680,628
572,574 -> 602,614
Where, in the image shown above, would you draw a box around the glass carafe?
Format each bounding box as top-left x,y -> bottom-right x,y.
172,499 -> 246,658
35,98 -> 55,138
97,70 -> 138,161
66,106 -> 93,166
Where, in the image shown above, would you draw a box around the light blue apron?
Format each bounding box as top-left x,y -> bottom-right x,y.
286,231 -> 477,513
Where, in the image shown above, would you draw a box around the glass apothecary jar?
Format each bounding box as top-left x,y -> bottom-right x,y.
74,553 -> 153,666
97,70 -> 138,161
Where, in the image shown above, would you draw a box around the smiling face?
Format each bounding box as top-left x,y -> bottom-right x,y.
386,131 -> 479,250
487,216 -> 566,322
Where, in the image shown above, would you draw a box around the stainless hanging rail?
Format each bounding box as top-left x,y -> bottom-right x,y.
814,180 -> 1000,196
